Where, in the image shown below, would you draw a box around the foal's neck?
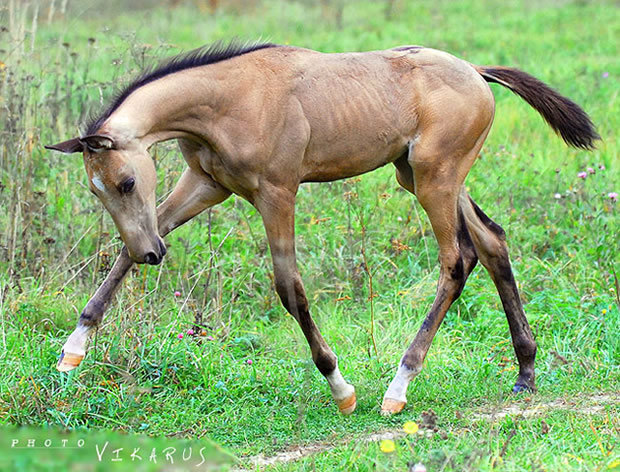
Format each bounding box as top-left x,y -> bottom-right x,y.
101,66 -> 223,148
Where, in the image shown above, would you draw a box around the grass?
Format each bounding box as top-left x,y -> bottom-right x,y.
0,0 -> 618,470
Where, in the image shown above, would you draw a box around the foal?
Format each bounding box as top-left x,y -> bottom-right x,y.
47,41 -> 598,415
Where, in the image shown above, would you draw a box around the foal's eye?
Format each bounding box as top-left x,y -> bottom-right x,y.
120,177 -> 135,194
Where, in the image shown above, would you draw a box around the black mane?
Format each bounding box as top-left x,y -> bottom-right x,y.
83,40 -> 277,136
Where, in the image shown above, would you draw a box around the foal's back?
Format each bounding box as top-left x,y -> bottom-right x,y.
254,45 -> 493,183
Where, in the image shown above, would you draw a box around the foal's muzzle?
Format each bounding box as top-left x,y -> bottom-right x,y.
144,238 -> 167,265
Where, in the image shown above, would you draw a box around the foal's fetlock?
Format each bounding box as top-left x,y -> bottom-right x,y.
513,371 -> 536,394
80,299 -> 106,325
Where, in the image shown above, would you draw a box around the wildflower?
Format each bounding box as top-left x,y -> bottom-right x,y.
602,71 -> 609,78
554,193 -> 562,199
177,333 -> 184,339
598,164 -> 605,170
246,359 -> 253,365
602,309 -> 607,315
174,291 -> 181,297
577,172 -> 587,179
379,439 -> 396,453
187,328 -> 194,336
411,464 -> 427,472
206,335 -> 215,341
403,421 -> 419,435
608,192 -> 618,202
587,167 -> 595,174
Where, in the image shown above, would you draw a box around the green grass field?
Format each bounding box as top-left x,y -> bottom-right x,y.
0,0 -> 618,470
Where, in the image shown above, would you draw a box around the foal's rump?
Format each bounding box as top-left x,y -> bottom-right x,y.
379,46 -> 598,152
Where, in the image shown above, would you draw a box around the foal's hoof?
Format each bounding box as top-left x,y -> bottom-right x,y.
380,398 -> 407,416
56,350 -> 84,372
337,392 -> 357,415
512,383 -> 536,394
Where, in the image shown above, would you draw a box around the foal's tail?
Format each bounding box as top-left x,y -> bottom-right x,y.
475,65 -> 599,150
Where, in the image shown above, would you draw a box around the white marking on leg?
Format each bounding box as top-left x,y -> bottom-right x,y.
62,325 -> 92,356
326,366 -> 354,402
383,364 -> 420,404
91,174 -> 106,192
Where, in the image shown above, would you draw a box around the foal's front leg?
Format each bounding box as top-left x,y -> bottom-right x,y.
255,184 -> 356,414
57,168 -> 231,371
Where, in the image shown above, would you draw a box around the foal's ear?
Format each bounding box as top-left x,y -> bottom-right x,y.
81,134 -> 114,151
44,137 -> 83,154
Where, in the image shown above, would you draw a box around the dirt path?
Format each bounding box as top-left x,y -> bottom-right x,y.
471,392 -> 618,421
233,392 -> 619,470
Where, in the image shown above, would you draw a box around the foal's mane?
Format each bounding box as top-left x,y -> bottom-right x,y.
83,40 -> 277,135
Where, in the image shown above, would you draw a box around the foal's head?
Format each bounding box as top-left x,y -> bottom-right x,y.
46,134 -> 166,265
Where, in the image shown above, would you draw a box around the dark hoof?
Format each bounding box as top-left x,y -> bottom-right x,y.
512,383 -> 536,394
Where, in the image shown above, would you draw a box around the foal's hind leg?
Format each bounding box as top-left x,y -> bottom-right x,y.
460,193 -> 537,392
255,183 -> 356,415
57,168 -> 231,371
381,183 -> 478,413
382,124 -> 490,415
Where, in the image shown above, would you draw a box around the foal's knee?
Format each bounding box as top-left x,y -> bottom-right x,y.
274,276 -> 309,318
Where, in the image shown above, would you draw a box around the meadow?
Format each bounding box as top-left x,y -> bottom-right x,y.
0,0 -> 618,470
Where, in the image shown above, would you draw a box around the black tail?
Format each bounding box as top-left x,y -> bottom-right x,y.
476,65 -> 599,150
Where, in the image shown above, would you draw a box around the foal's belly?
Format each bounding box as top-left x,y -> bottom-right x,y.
300,136 -> 409,182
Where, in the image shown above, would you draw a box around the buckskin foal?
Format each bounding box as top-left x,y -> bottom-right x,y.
47,41 -> 598,415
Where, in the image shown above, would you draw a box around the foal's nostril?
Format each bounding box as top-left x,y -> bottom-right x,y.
158,239 -> 167,257
144,252 -> 160,265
